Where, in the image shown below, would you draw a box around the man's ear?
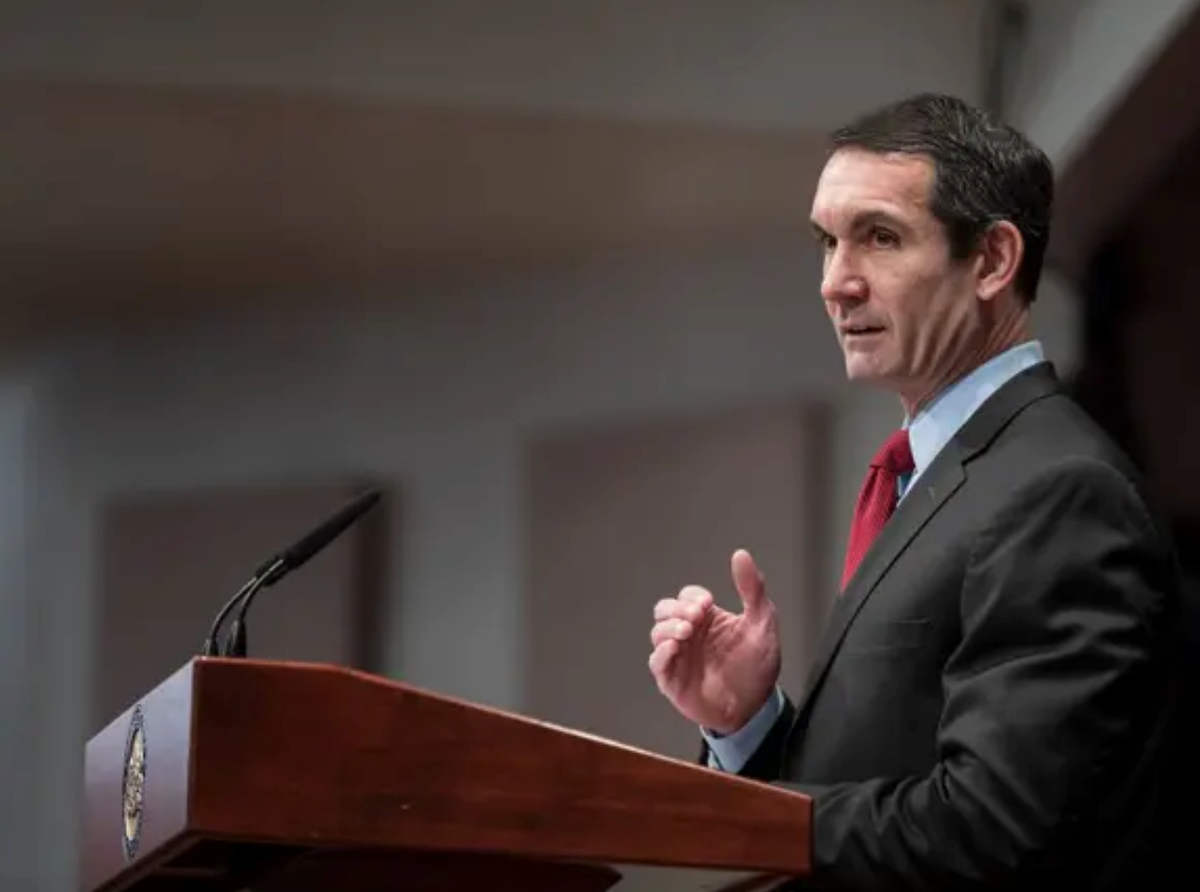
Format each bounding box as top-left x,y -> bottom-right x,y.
975,221 -> 1024,301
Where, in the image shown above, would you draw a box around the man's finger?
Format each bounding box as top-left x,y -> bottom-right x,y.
731,549 -> 767,619
677,585 -> 714,610
657,596 -> 706,625
650,618 -> 693,648
648,639 -> 680,684
653,598 -> 681,621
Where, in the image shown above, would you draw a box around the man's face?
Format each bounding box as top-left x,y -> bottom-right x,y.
810,148 -> 984,413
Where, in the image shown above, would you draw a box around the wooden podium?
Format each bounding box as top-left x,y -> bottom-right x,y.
82,658 -> 812,892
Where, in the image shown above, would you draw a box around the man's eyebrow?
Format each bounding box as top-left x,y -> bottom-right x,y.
851,209 -> 908,233
809,210 -> 906,242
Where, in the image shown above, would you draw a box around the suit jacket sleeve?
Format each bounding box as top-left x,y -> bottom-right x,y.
788,457 -> 1179,889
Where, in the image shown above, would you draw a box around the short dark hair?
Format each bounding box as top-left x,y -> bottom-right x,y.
829,93 -> 1054,303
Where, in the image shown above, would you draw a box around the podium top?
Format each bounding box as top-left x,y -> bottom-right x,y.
83,658 -> 811,892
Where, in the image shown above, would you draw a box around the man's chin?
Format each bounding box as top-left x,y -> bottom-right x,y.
844,355 -> 888,383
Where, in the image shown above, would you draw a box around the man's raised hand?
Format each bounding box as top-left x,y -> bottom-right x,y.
648,549 -> 781,735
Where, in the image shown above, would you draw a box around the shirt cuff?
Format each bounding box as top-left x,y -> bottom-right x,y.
701,686 -> 785,773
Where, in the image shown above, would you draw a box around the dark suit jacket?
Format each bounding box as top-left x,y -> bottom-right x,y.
725,363 -> 1196,890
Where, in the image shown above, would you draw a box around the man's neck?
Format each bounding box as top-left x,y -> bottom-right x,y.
900,323 -> 1033,420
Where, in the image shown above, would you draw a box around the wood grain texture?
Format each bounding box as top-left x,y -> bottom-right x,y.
82,658 -> 812,892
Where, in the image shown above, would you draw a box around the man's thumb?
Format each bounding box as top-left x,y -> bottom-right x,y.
730,549 -> 767,618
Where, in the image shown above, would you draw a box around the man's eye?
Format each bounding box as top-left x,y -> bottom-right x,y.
870,228 -> 899,248
819,234 -> 836,251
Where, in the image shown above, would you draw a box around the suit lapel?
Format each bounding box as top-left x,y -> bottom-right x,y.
791,447 -> 966,717
790,362 -> 1063,725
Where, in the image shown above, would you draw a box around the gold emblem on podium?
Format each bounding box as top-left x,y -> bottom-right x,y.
121,705 -> 146,861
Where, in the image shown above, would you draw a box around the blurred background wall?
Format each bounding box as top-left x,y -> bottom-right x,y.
1,1 -> 1198,887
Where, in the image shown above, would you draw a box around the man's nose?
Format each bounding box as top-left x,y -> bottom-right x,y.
820,249 -> 868,305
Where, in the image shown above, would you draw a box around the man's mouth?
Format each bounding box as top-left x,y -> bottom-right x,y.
842,324 -> 885,337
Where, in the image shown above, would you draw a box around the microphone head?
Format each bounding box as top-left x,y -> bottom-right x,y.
214,487 -> 383,659
279,488 -> 382,573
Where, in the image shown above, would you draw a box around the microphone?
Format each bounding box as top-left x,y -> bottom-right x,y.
199,488 -> 382,659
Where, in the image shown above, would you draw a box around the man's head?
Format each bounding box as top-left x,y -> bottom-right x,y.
810,93 -> 1054,415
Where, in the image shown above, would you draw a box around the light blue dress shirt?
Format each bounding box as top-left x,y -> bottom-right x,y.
703,340 -> 1047,772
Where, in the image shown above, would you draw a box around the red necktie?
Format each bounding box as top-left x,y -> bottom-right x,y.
841,429 -> 914,590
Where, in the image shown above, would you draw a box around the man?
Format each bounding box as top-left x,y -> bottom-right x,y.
648,94 -> 1192,889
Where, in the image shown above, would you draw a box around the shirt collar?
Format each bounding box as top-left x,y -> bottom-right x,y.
905,340 -> 1046,485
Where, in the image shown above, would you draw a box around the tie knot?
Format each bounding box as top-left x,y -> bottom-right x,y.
871,429 -> 914,475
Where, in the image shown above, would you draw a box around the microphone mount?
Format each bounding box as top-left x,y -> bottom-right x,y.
199,488 -> 381,659
200,556 -> 284,657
